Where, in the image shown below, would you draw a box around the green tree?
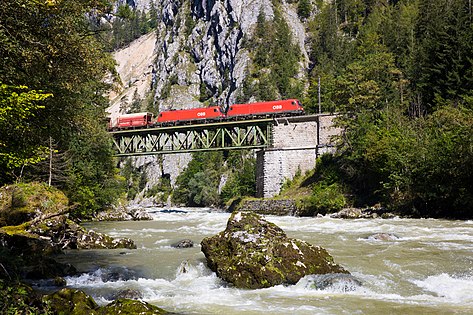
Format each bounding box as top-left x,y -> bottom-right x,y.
172,152 -> 224,206
328,34 -> 402,114
241,8 -> 302,102
220,151 -> 256,203
298,0 -> 312,19
413,0 -> 473,111
0,0 -> 124,217
0,84 -> 51,181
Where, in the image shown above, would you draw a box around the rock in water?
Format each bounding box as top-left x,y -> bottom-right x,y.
302,273 -> 362,292
201,211 -> 349,289
366,233 -> 400,241
171,239 -> 194,248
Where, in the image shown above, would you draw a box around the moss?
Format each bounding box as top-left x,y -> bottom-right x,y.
0,182 -> 69,227
0,280 -> 53,314
43,288 -> 98,314
2,283 -> 171,315
0,223 -> 35,237
99,299 -> 170,314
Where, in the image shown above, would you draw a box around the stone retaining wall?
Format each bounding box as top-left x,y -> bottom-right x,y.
237,199 -> 297,216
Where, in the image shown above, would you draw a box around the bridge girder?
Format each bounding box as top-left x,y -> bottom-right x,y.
110,119 -> 274,156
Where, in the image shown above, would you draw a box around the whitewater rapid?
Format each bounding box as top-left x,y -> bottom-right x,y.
53,208 -> 473,314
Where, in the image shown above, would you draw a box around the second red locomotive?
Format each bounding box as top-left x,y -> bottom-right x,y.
227,99 -> 304,119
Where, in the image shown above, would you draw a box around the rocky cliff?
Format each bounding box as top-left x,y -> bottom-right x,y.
110,0 -> 311,112
107,0 -> 316,205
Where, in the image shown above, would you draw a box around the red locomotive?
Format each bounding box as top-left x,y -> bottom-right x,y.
227,99 -> 304,119
157,106 -> 225,126
108,99 -> 304,130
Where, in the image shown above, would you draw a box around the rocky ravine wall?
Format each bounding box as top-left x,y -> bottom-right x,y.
107,0 -> 315,205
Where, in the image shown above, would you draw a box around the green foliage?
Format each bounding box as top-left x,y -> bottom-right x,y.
413,0 -> 473,111
104,5 -> 157,51
0,280 -> 53,315
0,84 -> 51,179
298,183 -> 346,216
279,155 -> 347,216
65,121 -> 125,219
0,0 -> 126,218
303,0 -> 473,218
172,152 -> 224,206
0,182 -> 69,227
337,103 -> 473,218
239,8 -> 302,102
305,2 -> 356,113
297,0 -> 312,19
220,151 -> 256,203
172,151 -> 256,207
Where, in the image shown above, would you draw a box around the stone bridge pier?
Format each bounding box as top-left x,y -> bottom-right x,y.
256,114 -> 341,198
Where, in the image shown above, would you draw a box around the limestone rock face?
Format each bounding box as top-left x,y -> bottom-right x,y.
201,211 -> 348,289
107,0 -> 312,206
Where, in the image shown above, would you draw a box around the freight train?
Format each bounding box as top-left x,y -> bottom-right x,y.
109,99 -> 304,130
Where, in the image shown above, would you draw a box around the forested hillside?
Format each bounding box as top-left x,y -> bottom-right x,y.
1,0 -> 472,218
304,0 -> 473,218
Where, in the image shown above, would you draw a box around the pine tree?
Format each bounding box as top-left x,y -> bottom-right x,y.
413,0 -> 473,111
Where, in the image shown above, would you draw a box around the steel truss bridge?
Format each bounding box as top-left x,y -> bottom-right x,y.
110,118 -> 277,157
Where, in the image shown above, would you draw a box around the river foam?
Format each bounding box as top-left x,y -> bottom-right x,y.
67,209 -> 473,314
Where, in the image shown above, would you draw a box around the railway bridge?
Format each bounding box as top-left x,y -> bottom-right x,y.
110,114 -> 340,198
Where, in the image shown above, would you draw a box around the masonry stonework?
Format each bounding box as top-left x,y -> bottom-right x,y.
256,114 -> 340,198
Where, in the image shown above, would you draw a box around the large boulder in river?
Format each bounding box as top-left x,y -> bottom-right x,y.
201,211 -> 348,289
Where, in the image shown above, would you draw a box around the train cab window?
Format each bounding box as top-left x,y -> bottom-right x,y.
214,109 -> 217,112
292,101 -> 296,105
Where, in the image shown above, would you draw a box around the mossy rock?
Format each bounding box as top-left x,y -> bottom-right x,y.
98,299 -> 171,314
201,211 -> 349,289
2,283 -> 171,315
0,230 -> 77,280
0,182 -> 69,227
43,288 -> 99,314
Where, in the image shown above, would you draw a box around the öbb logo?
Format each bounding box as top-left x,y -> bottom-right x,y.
272,105 -> 283,110
197,112 -> 206,117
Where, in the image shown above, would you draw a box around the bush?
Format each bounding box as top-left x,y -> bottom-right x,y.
297,182 -> 346,216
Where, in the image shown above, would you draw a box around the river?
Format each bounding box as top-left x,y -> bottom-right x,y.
54,208 -> 473,314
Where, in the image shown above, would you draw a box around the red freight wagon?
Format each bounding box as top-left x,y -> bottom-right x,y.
112,112 -> 154,130
157,106 -> 225,125
226,99 -> 304,118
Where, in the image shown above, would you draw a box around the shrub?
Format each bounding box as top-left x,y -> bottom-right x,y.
297,182 -> 346,216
